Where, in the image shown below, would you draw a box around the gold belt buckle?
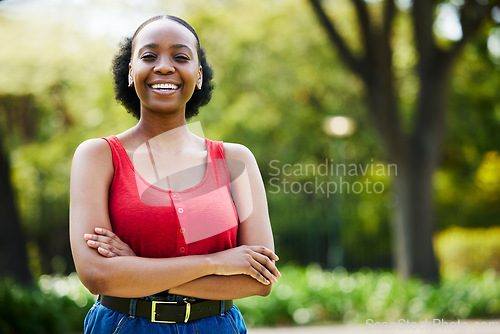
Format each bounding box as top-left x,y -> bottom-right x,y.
182,298 -> 191,323
151,301 -> 176,323
150,300 -> 191,323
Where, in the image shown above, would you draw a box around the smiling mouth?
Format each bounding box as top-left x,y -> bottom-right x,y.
149,83 -> 180,91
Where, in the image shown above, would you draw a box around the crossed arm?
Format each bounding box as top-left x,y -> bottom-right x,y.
70,139 -> 280,299
84,228 -> 278,300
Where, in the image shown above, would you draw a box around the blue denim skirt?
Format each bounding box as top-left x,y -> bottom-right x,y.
84,294 -> 247,334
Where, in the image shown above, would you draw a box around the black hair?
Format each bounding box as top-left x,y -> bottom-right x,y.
112,15 -> 214,119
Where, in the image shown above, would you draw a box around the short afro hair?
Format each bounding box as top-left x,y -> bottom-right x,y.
111,15 -> 214,120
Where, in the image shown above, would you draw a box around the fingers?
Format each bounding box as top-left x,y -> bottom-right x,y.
97,246 -> 116,258
244,246 -> 281,278
252,252 -> 281,279
239,246 -> 281,284
85,239 -> 118,257
84,234 -> 116,249
84,229 -> 119,249
83,228 -> 136,257
250,258 -> 276,285
94,227 -> 116,238
248,265 -> 271,285
84,228 -> 116,243
248,245 -> 279,262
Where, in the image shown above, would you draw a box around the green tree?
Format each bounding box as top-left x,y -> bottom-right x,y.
0,113 -> 32,285
0,13 -> 135,277
436,31 -> 500,230
308,0 -> 499,282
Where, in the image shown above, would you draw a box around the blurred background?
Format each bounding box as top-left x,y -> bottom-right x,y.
0,0 -> 499,332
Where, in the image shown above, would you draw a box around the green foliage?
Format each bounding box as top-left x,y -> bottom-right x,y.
436,21 -> 500,231
0,273 -> 95,334
236,265 -> 500,327
0,12 -> 135,275
434,226 -> 500,278
3,268 -> 498,332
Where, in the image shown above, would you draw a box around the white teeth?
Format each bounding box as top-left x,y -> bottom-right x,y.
151,83 -> 179,90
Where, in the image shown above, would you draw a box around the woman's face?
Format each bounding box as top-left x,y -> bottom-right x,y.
129,19 -> 202,117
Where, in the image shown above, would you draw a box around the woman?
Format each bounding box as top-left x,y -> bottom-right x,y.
69,15 -> 280,334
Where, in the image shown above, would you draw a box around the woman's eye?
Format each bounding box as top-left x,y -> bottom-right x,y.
175,55 -> 190,61
141,54 -> 156,60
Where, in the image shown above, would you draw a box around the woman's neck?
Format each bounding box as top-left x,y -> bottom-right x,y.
119,108 -> 204,151
133,107 -> 188,137
136,109 -> 187,136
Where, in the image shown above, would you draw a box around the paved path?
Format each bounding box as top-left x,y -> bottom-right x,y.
249,319 -> 500,333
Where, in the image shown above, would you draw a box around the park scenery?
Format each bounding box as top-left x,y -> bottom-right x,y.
1,0 -> 499,333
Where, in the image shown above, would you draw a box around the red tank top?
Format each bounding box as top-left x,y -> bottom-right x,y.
102,135 -> 239,258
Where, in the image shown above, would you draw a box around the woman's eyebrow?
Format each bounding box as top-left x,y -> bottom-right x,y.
138,43 -> 159,53
171,44 -> 193,54
138,43 -> 193,54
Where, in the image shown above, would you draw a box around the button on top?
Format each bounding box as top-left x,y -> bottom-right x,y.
172,193 -> 179,199
180,228 -> 186,233
177,208 -> 184,214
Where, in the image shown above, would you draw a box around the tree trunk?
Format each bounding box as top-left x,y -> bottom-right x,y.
393,154 -> 439,282
363,56 -> 450,282
0,134 -> 32,285
391,63 -> 450,283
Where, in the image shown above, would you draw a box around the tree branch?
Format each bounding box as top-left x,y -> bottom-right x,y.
412,0 -> 437,65
352,0 -> 373,58
382,0 -> 396,44
443,0 -> 494,64
308,0 -> 404,160
308,0 -> 367,79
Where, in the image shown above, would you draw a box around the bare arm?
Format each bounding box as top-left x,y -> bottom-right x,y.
70,139 -> 278,298
169,275 -> 272,299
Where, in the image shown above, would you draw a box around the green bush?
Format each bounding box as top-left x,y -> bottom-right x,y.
0,273 -> 95,334
236,265 -> 500,327
434,226 -> 500,278
1,267 -> 499,331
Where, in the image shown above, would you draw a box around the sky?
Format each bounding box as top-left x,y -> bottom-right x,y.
0,0 -> 188,43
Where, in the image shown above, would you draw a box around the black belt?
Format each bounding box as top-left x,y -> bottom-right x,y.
100,295 -> 233,323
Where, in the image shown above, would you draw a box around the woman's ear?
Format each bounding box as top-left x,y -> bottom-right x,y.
128,63 -> 134,88
196,65 -> 203,90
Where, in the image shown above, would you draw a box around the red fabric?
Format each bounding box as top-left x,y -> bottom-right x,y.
102,135 -> 239,258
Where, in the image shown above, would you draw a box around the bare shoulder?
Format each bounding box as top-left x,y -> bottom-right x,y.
71,138 -> 113,179
222,142 -> 256,165
222,142 -> 262,184
73,138 -> 112,163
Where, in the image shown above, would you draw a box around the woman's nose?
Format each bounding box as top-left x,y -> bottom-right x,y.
154,57 -> 175,74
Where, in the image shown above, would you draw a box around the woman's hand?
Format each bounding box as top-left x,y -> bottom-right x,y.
84,228 -> 136,258
209,245 -> 280,285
